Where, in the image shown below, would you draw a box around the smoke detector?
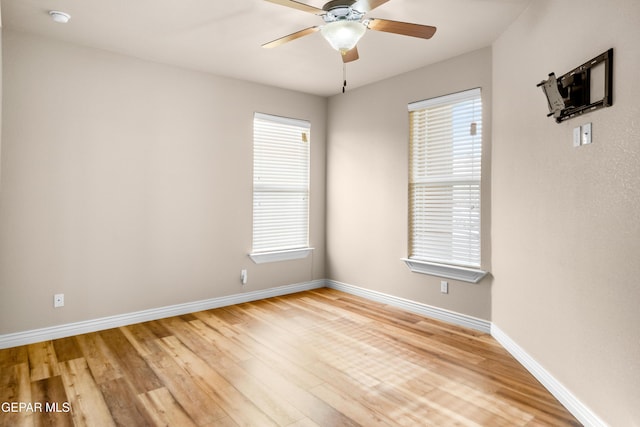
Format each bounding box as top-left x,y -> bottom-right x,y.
49,11 -> 71,24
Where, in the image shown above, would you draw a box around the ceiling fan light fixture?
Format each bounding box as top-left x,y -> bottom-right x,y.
320,20 -> 366,54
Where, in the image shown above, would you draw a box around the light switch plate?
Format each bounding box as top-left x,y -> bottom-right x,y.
440,281 -> 448,294
573,126 -> 582,147
582,122 -> 592,145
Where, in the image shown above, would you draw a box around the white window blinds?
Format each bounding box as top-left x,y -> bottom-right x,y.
252,113 -> 310,253
408,88 -> 482,268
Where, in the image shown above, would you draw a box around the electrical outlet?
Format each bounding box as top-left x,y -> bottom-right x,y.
240,269 -> 247,285
440,281 -> 448,294
54,293 -> 64,308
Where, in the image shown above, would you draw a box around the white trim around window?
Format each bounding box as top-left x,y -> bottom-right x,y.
249,247 -> 314,264
406,88 -> 487,281
251,112 -> 312,263
401,258 -> 488,284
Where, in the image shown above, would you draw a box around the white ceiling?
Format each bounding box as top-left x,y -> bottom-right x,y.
0,0 -> 531,96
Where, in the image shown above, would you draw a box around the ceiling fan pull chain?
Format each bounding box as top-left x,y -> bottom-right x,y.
343,62 -> 347,93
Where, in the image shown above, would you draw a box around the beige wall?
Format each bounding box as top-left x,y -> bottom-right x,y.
0,30 -> 327,334
326,48 -> 493,320
492,0 -> 640,424
3,2 -> 639,421
0,28 -> 2,191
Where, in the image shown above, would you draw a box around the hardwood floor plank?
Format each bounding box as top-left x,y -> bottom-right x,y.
30,376 -> 73,427
98,328 -> 163,393
205,306 -> 245,326
187,317 -> 252,362
0,345 -> 29,369
496,387 -> 581,426
179,313 -> 199,322
191,311 -> 241,341
232,331 -> 325,391
98,377 -> 156,426
215,305 -> 255,325
312,360 -> 420,424
208,353 -> 307,426
408,373 -> 534,424
290,295 -> 371,324
310,383 -> 392,427
27,341 -> 60,381
119,325 -> 155,358
160,318 -> 307,425
57,358 -> 115,427
52,338 -> 83,363
0,288 -> 580,426
141,319 -> 174,340
73,333 -> 123,385
286,418 -> 322,427
139,332 -> 229,426
0,363 -> 32,404
239,325 -> 318,368
137,387 -> 197,427
426,387 -> 520,427
238,357 -> 360,427
157,335 -> 281,427
202,416 -> 241,427
0,363 -> 34,427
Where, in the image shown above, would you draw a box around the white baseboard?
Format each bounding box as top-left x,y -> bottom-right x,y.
0,280 -> 325,349
491,324 -> 607,427
326,279 -> 492,334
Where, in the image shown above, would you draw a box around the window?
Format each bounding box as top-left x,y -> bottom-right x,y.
404,88 -> 487,283
250,113 -> 312,263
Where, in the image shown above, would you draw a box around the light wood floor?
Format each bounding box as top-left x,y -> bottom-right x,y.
0,288 -> 580,426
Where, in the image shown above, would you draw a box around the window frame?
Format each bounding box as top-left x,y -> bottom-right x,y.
249,112 -> 313,264
403,88 -> 488,283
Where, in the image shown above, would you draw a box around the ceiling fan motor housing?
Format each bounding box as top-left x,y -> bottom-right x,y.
322,0 -> 358,11
322,0 -> 364,22
323,8 -> 363,23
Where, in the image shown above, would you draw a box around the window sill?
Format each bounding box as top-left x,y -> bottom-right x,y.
250,248 -> 314,264
401,258 -> 488,284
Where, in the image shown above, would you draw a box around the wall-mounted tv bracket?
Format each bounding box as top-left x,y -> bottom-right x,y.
537,48 -> 613,123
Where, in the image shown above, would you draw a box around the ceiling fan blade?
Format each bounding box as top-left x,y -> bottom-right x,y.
366,18 -> 437,39
342,47 -> 359,63
263,0 -> 325,14
351,0 -> 390,13
262,26 -> 320,49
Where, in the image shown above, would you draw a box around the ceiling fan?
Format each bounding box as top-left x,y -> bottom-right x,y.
262,0 -> 437,63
